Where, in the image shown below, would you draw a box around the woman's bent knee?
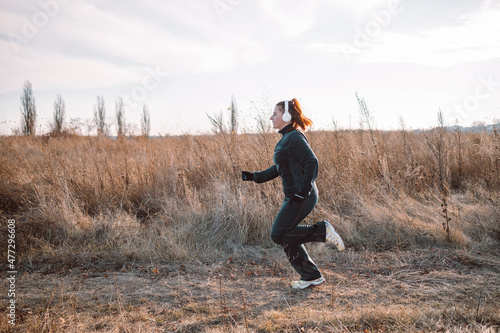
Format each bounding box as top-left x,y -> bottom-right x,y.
271,231 -> 285,245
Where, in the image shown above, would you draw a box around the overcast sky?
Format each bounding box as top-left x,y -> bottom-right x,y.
1,0 -> 499,135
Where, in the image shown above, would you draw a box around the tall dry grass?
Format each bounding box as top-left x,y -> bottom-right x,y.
0,127 -> 499,269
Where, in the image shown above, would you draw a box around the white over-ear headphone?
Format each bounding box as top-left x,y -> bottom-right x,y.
282,100 -> 291,122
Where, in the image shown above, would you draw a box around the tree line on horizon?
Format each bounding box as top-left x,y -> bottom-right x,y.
17,80 -> 243,138
17,80 -> 151,137
16,80 -> 497,138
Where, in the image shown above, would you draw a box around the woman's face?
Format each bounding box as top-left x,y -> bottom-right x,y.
270,105 -> 290,130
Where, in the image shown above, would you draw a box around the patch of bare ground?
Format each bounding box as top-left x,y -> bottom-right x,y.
1,247 -> 499,332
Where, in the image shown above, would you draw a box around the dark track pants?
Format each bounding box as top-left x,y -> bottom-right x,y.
270,190 -> 327,281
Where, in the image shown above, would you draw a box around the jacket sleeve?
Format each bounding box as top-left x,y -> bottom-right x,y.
253,165 -> 279,183
291,132 -> 319,196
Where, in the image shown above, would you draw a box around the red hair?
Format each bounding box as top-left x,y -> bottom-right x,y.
276,98 -> 313,131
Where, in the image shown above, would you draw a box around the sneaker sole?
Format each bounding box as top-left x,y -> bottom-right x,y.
291,277 -> 325,289
326,222 -> 345,251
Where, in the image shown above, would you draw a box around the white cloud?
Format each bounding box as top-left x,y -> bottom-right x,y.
0,40 -> 140,91
0,1 -> 248,92
347,2 -> 500,66
1,0 -> 333,94
333,0 -> 401,20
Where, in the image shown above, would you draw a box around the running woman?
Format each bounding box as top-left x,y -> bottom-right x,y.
241,98 -> 345,289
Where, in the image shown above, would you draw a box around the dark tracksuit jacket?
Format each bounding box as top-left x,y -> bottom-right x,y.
251,123 -> 327,281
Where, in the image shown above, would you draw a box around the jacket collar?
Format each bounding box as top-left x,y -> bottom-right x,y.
279,123 -> 294,135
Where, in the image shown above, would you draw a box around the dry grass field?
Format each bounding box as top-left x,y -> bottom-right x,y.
1,126 -> 499,332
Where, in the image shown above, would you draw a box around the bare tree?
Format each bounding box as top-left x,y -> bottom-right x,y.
115,97 -> 125,137
93,96 -> 107,136
471,120 -> 486,128
68,117 -> 84,134
20,80 -> 37,136
52,94 -> 65,135
141,104 -> 150,137
230,94 -> 238,134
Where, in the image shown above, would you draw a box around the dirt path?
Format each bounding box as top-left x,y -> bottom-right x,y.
2,247 -> 500,332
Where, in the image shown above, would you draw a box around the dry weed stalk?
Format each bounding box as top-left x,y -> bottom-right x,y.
426,110 -> 452,241
219,275 -> 236,330
441,191 -> 452,242
40,290 -> 55,332
71,294 -> 78,333
281,291 -> 301,332
453,122 -> 464,189
475,275 -> 492,320
207,112 -> 240,179
494,127 -> 500,185
356,92 -> 392,192
242,292 -> 249,333
113,273 -> 129,333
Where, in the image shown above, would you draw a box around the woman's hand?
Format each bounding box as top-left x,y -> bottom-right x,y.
241,171 -> 254,181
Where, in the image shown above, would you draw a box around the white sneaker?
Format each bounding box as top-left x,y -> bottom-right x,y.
291,277 -> 325,289
325,220 -> 345,251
